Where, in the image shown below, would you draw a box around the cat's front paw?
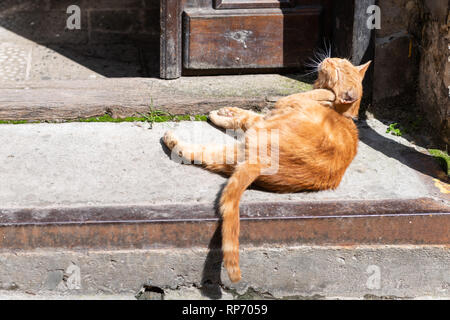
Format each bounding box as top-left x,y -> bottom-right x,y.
209,108 -> 237,129
217,107 -> 240,117
163,130 -> 179,150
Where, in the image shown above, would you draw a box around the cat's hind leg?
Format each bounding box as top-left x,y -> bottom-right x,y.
209,107 -> 263,131
163,130 -> 242,175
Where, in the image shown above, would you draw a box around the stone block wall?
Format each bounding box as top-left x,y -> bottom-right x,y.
372,0 -> 422,102
417,0 -> 450,144
372,0 -> 449,144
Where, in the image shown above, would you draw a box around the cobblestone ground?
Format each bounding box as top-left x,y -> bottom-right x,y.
0,0 -> 160,81
0,26 -> 102,82
0,24 -> 154,82
0,43 -> 30,81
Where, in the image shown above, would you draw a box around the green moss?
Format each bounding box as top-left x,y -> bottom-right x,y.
0,113 -> 208,125
428,149 -> 450,176
70,107 -> 208,125
0,120 -> 33,124
74,114 -> 133,123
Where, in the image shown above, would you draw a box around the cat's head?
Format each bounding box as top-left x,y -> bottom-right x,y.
314,58 -> 371,119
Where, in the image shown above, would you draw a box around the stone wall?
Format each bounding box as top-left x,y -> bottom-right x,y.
0,0 -> 160,76
372,0 -> 422,102
417,0 -> 450,144
372,0 -> 449,144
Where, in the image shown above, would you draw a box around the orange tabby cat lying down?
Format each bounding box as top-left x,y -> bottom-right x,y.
163,58 -> 371,283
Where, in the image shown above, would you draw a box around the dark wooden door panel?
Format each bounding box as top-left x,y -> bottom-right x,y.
160,0 -> 340,78
183,7 -> 322,70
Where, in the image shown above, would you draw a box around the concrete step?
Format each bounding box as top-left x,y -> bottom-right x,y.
0,118 -> 449,299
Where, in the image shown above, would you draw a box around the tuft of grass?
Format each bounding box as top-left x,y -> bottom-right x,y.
139,107 -> 173,128
428,149 -> 450,176
386,123 -> 403,136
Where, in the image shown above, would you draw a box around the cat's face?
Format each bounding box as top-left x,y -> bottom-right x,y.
314,58 -> 371,118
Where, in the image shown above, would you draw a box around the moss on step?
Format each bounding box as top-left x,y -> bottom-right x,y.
428,149 -> 450,176
0,120 -> 31,124
74,114 -> 208,123
0,114 -> 208,125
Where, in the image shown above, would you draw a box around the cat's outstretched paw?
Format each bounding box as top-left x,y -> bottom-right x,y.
163,130 -> 179,150
217,107 -> 239,117
209,107 -> 239,129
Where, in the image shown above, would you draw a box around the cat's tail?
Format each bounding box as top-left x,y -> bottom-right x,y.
220,162 -> 260,282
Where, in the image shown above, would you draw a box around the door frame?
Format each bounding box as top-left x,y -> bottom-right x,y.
160,0 -> 373,80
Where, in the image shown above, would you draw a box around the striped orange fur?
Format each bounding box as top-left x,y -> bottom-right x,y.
163,58 -> 371,282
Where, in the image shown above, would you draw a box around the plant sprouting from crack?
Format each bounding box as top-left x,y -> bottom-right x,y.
139,100 -> 173,129
386,123 -> 403,136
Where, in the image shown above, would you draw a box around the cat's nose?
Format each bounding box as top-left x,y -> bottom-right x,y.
323,58 -> 333,65
319,58 -> 329,70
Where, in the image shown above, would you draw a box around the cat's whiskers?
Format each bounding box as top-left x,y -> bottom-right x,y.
302,43 -> 333,77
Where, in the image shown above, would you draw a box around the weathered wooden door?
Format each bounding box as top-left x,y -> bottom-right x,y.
161,0 -> 346,79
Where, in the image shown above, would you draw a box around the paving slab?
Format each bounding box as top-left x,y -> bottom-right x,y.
0,118 -> 447,209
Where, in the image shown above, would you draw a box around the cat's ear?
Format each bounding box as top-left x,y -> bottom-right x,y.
338,88 -> 358,104
357,60 -> 371,78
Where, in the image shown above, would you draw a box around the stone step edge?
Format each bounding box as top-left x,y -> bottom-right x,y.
0,78 -> 296,121
0,198 -> 449,251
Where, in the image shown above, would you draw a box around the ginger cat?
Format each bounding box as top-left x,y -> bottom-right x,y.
163,58 -> 371,283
